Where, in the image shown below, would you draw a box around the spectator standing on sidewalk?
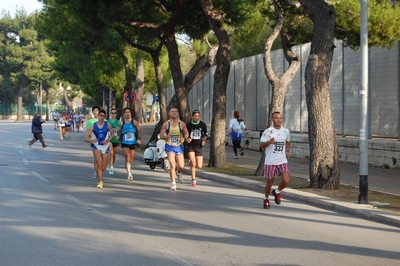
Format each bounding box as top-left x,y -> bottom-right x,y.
186,110 -> 208,187
259,111 -> 291,209
228,110 -> 246,159
28,112 -> 48,148
118,107 -> 142,181
108,108 -> 120,175
160,106 -> 189,191
84,109 -> 114,189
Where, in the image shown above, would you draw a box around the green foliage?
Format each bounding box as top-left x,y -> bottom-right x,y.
334,0 -> 400,49
0,11 -> 57,105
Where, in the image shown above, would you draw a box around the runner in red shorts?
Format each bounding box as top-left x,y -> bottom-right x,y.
259,111 -> 291,209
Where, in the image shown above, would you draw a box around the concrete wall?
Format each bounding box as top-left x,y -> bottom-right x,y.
226,130 -> 400,169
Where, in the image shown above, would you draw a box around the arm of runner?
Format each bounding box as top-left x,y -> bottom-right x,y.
108,122 -> 114,141
181,123 -> 189,143
134,120 -> 142,144
84,124 -> 96,143
285,141 -> 291,158
159,122 -> 169,140
117,121 -> 123,139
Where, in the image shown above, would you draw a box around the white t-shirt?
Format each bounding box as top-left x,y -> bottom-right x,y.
260,126 -> 290,165
228,118 -> 246,133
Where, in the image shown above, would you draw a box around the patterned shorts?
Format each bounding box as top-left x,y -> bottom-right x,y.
264,163 -> 290,179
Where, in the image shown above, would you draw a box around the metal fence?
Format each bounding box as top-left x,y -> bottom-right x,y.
166,40 -> 400,139
0,103 -> 37,116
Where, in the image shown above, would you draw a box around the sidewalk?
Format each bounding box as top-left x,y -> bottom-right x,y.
138,123 -> 400,228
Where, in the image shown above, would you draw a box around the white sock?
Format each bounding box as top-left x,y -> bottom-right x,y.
275,188 -> 281,194
110,166 -> 113,169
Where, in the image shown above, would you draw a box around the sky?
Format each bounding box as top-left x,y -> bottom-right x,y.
1,0 -> 43,18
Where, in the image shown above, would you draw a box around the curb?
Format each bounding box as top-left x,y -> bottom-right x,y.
135,152 -> 400,228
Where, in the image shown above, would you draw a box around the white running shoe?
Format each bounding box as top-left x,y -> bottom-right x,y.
127,173 -> 133,181
170,182 -> 177,191
92,172 -> 98,179
109,168 -> 114,175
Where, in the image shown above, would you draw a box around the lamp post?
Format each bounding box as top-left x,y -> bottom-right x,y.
359,0 -> 369,204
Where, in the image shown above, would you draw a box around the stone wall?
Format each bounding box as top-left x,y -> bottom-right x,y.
226,130 -> 400,169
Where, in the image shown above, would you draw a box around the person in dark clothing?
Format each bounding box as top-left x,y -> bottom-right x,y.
28,112 -> 48,148
186,110 -> 208,187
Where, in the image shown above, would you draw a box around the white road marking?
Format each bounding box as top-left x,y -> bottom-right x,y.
66,195 -> 106,217
32,171 -> 49,182
159,250 -> 194,266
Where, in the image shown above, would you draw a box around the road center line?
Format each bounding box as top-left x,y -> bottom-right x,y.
32,171 -> 49,182
66,195 -> 106,217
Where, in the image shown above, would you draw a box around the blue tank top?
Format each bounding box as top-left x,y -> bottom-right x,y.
93,122 -> 109,145
121,120 -> 137,145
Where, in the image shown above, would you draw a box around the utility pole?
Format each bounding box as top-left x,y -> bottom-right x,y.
359,0 -> 369,204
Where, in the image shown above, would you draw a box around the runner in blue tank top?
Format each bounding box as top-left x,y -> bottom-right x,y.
85,109 -> 114,189
117,107 -> 142,181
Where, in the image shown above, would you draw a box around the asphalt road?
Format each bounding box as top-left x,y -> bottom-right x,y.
1,121 -> 400,266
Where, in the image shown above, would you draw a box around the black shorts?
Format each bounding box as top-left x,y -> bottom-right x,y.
121,143 -> 136,150
111,142 -> 119,147
187,145 -> 203,156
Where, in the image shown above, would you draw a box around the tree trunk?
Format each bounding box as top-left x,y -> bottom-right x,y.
44,86 -> 50,121
299,0 -> 340,189
121,53 -> 135,115
150,46 -> 168,124
61,84 -> 73,112
146,43 -> 217,146
255,0 -> 301,175
165,34 -> 191,124
133,54 -> 144,121
200,0 -> 230,168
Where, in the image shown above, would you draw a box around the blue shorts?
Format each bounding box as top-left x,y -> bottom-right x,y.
264,163 -> 290,179
231,131 -> 242,141
165,144 -> 183,156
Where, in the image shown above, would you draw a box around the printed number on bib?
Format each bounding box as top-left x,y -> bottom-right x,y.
170,135 -> 179,145
273,142 -> 285,153
191,130 -> 201,140
124,132 -> 134,141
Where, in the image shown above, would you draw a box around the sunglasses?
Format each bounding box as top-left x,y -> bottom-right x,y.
99,114 -> 106,117
111,112 -> 117,114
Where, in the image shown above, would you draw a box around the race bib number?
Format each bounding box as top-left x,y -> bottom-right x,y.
113,128 -> 118,136
273,142 -> 285,154
170,135 -> 179,145
191,129 -> 201,140
124,132 -> 134,141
